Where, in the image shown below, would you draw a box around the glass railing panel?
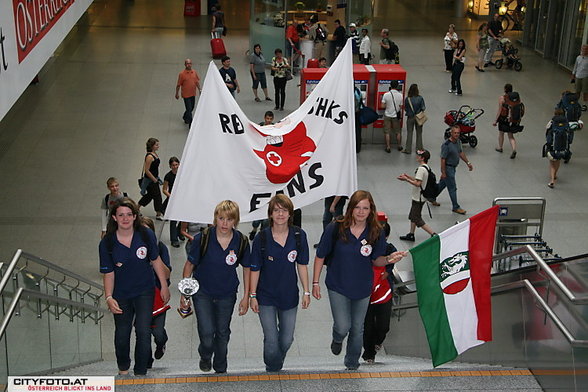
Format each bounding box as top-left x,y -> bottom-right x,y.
5,295 -> 52,375
78,312 -> 102,364
48,303 -> 81,370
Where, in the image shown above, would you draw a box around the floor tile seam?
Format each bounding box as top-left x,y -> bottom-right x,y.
113,368 -> 534,385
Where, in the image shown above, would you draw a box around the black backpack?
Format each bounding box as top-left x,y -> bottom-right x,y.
419,165 -> 438,200
546,115 -> 573,160
322,221 -> 341,267
104,192 -> 128,209
385,41 -> 399,60
199,227 -> 249,263
505,92 -> 525,124
558,92 -> 582,122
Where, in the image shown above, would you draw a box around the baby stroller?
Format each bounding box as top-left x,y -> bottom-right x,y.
495,38 -> 523,72
443,105 -> 485,147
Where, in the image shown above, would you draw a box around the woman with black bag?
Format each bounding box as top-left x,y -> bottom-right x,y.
138,138 -> 164,220
271,49 -> 290,111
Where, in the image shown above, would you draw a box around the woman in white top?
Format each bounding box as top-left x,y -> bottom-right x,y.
443,24 -> 458,72
359,28 -> 371,65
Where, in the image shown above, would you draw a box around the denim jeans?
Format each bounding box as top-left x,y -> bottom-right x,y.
183,96 -> 195,124
437,165 -> 460,210
258,305 -> 298,371
328,290 -> 370,369
322,196 -> 346,230
485,36 -> 499,63
113,289 -> 154,375
450,61 -> 464,94
193,292 -> 237,373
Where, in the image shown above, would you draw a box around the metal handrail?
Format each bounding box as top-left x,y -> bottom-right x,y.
20,251 -> 103,291
492,245 -> 588,305
0,250 -> 23,296
0,288 -> 107,339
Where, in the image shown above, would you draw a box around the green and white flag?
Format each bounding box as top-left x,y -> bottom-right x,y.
410,206 -> 498,367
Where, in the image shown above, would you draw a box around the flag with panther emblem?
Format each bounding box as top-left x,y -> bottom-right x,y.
410,206 -> 498,367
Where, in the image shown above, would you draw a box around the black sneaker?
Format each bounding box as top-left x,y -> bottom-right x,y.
154,344 -> 166,360
199,359 -> 212,372
399,233 -> 415,242
331,340 -> 343,355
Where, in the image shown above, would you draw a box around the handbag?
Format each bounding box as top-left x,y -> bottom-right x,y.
222,26 -> 227,36
285,68 -> 293,80
359,105 -> 379,125
408,97 -> 428,126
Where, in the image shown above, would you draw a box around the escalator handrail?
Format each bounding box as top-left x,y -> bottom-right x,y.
0,287 -> 107,339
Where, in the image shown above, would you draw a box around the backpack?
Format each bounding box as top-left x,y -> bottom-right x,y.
558,92 -> 582,122
385,41 -> 399,61
315,24 -> 327,41
547,115 -> 573,160
104,192 -> 128,210
322,221 -> 341,267
505,92 -> 525,124
259,226 -> 302,262
199,227 -> 249,263
418,165 -> 438,200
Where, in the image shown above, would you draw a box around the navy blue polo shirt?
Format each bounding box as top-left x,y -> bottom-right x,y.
187,227 -> 250,298
250,227 -> 309,310
316,222 -> 386,300
441,138 -> 462,167
99,228 -> 159,299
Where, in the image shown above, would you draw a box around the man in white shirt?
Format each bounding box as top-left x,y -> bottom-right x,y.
397,150 -> 436,241
572,44 -> 588,109
380,80 -> 403,153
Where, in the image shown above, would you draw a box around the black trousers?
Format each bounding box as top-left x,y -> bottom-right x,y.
362,300 -> 393,360
138,182 -> 163,214
443,49 -> 454,71
274,77 -> 287,109
450,61 -> 464,94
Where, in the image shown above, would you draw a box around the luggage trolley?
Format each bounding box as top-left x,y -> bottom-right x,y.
492,197 -> 561,272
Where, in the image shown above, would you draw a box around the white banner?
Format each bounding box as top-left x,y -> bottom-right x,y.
165,40 -> 357,223
0,0 -> 94,122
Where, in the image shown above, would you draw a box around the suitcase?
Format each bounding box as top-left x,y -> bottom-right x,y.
211,33 -> 226,59
307,58 -> 319,68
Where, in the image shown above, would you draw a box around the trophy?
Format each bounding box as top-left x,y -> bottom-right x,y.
177,277 -> 199,318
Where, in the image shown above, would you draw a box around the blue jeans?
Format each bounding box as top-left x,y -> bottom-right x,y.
113,289 -> 154,375
193,292 -> 236,373
327,290 -> 370,369
437,165 -> 460,210
322,196 -> 346,230
258,305 -> 298,371
183,96 -> 195,124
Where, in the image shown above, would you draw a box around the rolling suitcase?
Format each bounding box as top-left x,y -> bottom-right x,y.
211,33 -> 226,59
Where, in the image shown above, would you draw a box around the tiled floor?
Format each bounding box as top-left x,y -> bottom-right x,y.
0,0 -> 584,390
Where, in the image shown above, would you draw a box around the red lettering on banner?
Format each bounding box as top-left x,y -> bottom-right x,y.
13,0 -> 75,63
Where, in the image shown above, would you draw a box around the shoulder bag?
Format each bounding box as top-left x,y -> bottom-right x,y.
408,97 -> 428,126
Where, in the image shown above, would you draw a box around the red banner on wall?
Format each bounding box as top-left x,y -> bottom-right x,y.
13,0 -> 76,63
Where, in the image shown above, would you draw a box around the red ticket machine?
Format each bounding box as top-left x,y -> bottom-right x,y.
300,64 -> 371,105
372,64 -> 407,129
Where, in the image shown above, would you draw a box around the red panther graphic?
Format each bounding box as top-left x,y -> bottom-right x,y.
254,121 -> 317,184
